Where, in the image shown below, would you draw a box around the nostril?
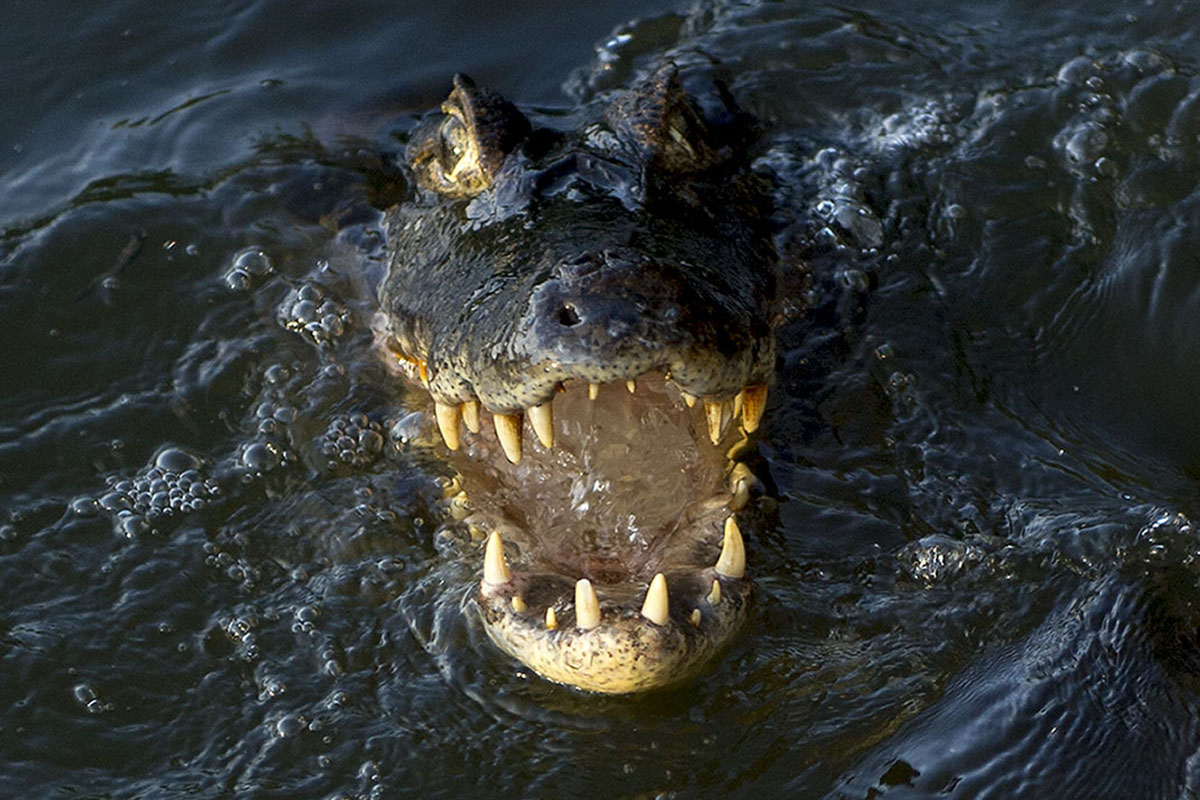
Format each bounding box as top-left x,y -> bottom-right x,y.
557,304 -> 581,327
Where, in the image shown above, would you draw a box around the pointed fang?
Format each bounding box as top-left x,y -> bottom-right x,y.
528,402 -> 554,449
545,606 -> 558,630
494,412 -> 523,464
511,595 -> 527,613
626,379 -> 637,394
690,608 -> 702,627
574,578 -> 601,630
641,573 -> 669,626
588,382 -> 600,400
707,579 -> 722,605
482,531 -> 511,586
461,399 -> 481,434
681,390 -> 697,408
705,400 -> 729,445
434,402 -> 461,451
715,516 -> 746,579
742,385 -> 767,433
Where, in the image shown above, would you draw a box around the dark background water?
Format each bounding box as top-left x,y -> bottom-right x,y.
5,1 -> 1200,797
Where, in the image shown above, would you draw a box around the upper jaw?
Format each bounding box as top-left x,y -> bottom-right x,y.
398,362 -> 770,466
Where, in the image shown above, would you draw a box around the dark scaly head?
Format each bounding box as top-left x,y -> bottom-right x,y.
379,64 -> 777,692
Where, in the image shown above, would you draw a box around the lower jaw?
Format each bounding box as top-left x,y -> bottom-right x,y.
468,487 -> 753,693
479,567 -> 750,693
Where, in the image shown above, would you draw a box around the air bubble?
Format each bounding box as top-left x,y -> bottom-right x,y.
277,282 -> 351,347
70,497 -> 99,517
240,441 -> 283,473
234,249 -> 273,276
274,714 -> 304,737
224,268 -> 251,291
318,414 -> 387,468
98,447 -> 219,533
1095,156 -> 1119,177
155,448 -> 202,473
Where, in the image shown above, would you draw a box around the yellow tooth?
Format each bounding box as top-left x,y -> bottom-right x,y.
626,379 -> 637,394
588,382 -> 600,400
545,606 -> 558,630
528,402 -> 554,449
461,399 -> 481,434
434,401 -> 461,450
448,490 -> 471,520
482,531 -> 511,586
690,608 -> 702,627
640,573 -> 669,625
707,579 -> 721,605
493,412 -> 523,464
705,400 -> 729,445
733,389 -> 744,420
574,578 -> 600,629
681,390 -> 697,408
715,516 -> 746,579
511,595 -> 527,613
741,384 -> 767,433
729,462 -> 756,511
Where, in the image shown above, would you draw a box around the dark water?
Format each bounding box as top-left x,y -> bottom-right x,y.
4,0 -> 1200,797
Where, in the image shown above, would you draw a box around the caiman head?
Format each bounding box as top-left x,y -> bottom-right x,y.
379,64 -> 778,693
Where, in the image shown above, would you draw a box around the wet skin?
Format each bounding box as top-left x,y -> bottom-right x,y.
378,65 -> 779,692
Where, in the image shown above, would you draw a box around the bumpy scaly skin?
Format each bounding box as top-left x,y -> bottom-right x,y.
481,572 -> 749,694
382,67 -> 776,413
380,64 -> 777,692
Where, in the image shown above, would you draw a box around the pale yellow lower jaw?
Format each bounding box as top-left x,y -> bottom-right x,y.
479,572 -> 749,694
476,513 -> 750,693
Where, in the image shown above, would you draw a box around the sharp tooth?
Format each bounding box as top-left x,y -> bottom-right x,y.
574,578 -> 600,629
528,401 -> 554,449
729,462 -> 756,511
705,400 -> 729,445
680,390 -> 697,408
434,402 -> 461,450
733,389 -> 744,420
511,595 -> 527,613
588,382 -> 600,400
493,412 -> 523,464
461,399 -> 481,434
640,573 -> 669,625
741,384 -> 767,433
689,609 -> 702,627
545,606 -> 558,630
707,579 -> 721,605
482,531 -> 511,586
715,516 -> 746,578
626,379 -> 637,394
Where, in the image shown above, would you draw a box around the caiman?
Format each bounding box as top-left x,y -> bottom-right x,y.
376,63 -> 778,693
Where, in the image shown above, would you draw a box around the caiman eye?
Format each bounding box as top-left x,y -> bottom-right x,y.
438,115 -> 472,177
407,74 -> 530,198
664,105 -> 701,160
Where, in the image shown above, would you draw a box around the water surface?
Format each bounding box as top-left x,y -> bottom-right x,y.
4,1 -> 1200,797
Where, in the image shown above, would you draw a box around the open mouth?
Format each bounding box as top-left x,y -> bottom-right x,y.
401,359 -> 765,693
